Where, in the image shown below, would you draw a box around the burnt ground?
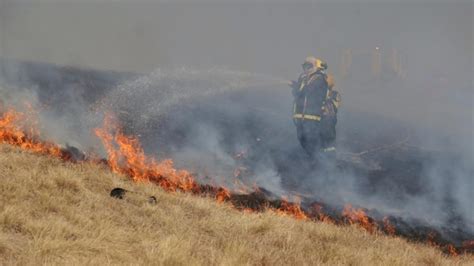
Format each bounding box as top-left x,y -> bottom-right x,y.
1,58 -> 473,253
147,88 -> 474,253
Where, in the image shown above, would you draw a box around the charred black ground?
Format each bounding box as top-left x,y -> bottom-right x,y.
1,59 -> 473,255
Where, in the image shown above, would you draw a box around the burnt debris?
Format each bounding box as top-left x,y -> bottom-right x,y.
110,187 -> 158,205
61,145 -> 87,162
148,196 -> 157,205
110,187 -> 127,199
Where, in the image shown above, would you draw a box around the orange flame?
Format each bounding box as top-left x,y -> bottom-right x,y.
311,204 -> 335,224
93,114 -> 313,220
447,244 -> 458,257
383,217 -> 396,235
426,231 -> 442,250
1,107 -> 468,256
0,109 -> 62,158
216,187 -> 231,203
94,114 -> 199,192
342,204 -> 377,233
276,198 -> 308,220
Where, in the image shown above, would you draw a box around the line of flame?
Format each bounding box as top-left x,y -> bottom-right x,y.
0,107 -> 470,255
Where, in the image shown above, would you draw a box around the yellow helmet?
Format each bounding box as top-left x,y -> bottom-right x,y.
314,58 -> 328,71
302,56 -> 327,72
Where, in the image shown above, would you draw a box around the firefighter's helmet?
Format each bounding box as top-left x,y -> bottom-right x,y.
302,56 -> 327,72
302,56 -> 316,72
315,58 -> 328,71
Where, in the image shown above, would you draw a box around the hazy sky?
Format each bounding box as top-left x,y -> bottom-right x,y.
1,1 -> 472,85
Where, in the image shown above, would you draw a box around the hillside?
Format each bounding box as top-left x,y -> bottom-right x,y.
0,144 -> 472,265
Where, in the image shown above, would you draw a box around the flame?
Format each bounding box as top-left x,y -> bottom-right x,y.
93,114 -> 313,221
216,187 -> 231,203
342,204 -> 377,233
383,217 -> 396,235
276,198 -> 308,220
311,204 -> 335,224
0,109 -> 63,158
94,114 -> 199,192
93,114 -> 314,221
426,231 -> 455,254
427,231 -> 438,247
0,107 -> 469,256
447,244 -> 458,257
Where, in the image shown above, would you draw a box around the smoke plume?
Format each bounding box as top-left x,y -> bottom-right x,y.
0,1 -> 472,241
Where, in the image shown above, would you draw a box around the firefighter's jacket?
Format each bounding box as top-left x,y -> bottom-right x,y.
291,71 -> 340,122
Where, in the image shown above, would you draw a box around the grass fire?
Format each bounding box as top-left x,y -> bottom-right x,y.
0,105 -> 472,263
1,1 -> 473,265
0,114 -> 471,265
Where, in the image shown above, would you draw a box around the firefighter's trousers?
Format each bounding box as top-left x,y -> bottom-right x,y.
295,115 -> 336,159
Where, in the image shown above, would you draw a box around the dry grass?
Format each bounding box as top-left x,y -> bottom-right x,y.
0,144 -> 472,265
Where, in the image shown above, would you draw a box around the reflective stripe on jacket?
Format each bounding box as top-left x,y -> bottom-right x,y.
292,71 -> 329,121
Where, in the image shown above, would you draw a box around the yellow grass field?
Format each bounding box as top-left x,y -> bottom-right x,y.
0,144 -> 472,265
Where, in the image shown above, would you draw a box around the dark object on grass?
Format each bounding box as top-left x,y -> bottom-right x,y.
148,196 -> 157,205
62,144 -> 86,162
110,187 -> 127,199
110,187 -> 157,205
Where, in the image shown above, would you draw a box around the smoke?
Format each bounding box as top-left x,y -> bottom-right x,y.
0,58 -> 472,237
0,1 -> 472,238
89,64 -> 473,235
95,66 -> 288,193
99,67 -> 284,135
0,59 -> 116,150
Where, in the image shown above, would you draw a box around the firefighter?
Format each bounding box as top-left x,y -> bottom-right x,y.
289,56 -> 341,160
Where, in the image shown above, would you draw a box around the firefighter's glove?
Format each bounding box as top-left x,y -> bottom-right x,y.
288,80 -> 298,89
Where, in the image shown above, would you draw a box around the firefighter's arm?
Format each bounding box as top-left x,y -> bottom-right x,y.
288,79 -> 301,97
288,80 -> 298,89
